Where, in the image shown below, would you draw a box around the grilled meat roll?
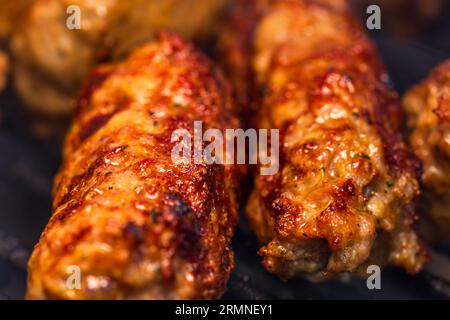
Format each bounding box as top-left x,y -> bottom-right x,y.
27,33 -> 242,299
403,60 -> 450,243
11,0 -> 226,119
220,0 -> 428,279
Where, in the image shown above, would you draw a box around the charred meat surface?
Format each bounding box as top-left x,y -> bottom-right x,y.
27,33 -> 243,299
403,60 -> 450,243
220,0 -> 428,280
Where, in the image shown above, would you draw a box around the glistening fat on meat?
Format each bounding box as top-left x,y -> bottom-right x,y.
26,33 -> 243,299
218,0 -> 428,280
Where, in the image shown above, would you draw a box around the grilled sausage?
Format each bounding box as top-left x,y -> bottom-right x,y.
220,0 -> 428,280
403,60 -> 450,243
27,33 -> 242,299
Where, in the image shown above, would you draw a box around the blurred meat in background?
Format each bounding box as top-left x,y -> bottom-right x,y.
5,0 -> 226,138
0,0 -> 449,140
403,60 -> 450,244
0,0 -> 32,40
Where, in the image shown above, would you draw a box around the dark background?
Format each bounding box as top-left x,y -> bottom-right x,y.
0,3 -> 449,299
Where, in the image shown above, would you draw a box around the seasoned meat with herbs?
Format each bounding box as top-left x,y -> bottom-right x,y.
219,0 -> 428,280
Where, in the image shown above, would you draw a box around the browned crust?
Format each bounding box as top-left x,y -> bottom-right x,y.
225,0 -> 428,279
27,33 -> 243,299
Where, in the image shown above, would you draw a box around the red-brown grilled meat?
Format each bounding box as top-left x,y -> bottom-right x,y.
220,0 -> 428,280
27,33 -> 243,299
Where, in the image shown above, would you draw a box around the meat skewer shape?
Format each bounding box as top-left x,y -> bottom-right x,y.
27,33 -> 243,299
220,0 -> 429,280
